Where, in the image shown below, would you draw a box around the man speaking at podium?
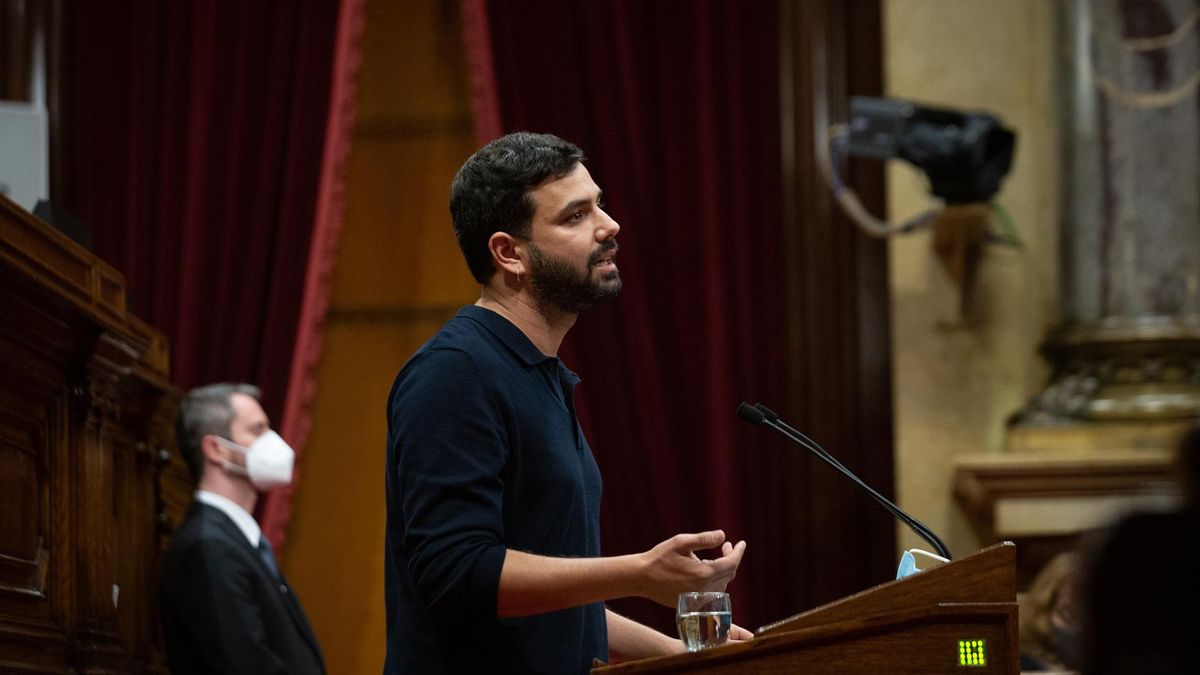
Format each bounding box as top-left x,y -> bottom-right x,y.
384,132 -> 748,673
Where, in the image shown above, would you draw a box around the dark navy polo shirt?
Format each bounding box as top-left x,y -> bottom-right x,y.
384,305 -> 606,674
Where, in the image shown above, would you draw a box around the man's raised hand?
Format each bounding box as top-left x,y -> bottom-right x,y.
638,530 -> 747,607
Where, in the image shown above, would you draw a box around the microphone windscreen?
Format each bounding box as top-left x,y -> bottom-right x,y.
754,404 -> 780,423
736,402 -> 766,425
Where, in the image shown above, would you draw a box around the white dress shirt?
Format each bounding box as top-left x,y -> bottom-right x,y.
195,490 -> 262,547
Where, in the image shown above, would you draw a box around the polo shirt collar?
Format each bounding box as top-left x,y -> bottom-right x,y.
458,305 -> 560,367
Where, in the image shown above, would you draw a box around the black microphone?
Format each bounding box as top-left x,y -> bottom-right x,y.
754,403 -> 948,556
736,401 -> 952,560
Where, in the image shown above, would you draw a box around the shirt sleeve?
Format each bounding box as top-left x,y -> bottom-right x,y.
388,347 -> 509,621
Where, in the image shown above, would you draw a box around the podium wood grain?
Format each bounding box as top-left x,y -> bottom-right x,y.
596,543 -> 1019,674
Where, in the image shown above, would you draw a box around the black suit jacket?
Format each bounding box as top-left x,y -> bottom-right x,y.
160,502 -> 325,675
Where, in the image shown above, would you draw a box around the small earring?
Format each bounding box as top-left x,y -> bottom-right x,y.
517,271 -> 524,283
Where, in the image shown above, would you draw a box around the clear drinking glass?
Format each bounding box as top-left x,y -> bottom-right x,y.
676,591 -> 732,652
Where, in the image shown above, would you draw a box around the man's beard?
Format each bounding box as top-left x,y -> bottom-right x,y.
527,240 -> 622,315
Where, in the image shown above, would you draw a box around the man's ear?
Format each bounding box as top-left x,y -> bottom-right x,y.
487,231 -> 526,279
200,434 -> 227,467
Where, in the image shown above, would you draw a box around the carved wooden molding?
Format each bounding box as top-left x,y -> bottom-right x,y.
953,451 -> 1179,543
0,194 -> 129,328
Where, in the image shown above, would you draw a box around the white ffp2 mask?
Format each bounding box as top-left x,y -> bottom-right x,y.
217,430 -> 295,491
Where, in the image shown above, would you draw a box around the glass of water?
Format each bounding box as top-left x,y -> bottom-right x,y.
676,591 -> 732,652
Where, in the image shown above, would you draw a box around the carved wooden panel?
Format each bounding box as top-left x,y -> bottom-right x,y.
0,280 -> 76,672
0,193 -> 179,672
0,402 -> 49,603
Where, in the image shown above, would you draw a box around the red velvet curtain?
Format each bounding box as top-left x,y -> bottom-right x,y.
464,0 -> 798,632
59,1 -> 359,546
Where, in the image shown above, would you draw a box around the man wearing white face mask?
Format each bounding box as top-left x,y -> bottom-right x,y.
160,383 -> 324,675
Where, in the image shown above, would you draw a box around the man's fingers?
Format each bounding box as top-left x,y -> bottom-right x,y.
673,530 -> 725,552
705,541 -> 746,577
728,623 -> 755,642
721,540 -> 746,562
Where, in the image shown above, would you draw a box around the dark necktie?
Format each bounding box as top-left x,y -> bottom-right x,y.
258,536 -> 281,581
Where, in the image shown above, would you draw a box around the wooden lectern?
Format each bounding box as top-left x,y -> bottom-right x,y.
594,542 -> 1018,674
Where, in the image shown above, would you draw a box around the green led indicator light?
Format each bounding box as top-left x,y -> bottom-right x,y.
958,639 -> 986,667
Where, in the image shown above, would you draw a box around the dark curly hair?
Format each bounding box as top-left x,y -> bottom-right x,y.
449,132 -> 585,283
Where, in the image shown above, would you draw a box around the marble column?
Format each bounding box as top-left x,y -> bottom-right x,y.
1023,0 -> 1200,423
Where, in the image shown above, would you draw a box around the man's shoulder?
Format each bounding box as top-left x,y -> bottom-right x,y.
165,504 -> 247,559
423,311 -> 504,354
399,315 -> 513,380
386,310 -> 524,427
